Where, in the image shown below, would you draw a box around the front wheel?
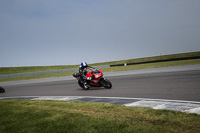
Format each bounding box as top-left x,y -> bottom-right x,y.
100,78 -> 112,89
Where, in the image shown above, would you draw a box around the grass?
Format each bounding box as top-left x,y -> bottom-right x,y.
0,51 -> 200,82
0,65 -> 79,75
101,58 -> 200,72
1,51 -> 200,75
90,51 -> 200,66
0,100 -> 200,133
0,58 -> 200,82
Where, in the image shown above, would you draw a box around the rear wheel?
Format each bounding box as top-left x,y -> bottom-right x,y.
100,78 -> 112,89
78,80 -> 89,90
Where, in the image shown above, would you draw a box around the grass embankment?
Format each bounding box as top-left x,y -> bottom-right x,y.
0,51 -> 200,82
0,65 -> 79,75
1,59 -> 200,82
90,51 -> 200,66
0,100 -> 200,133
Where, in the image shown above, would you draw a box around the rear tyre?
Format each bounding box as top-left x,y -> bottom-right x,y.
78,80 -> 89,90
100,78 -> 112,89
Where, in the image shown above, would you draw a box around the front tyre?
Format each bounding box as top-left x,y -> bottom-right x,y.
100,78 -> 112,89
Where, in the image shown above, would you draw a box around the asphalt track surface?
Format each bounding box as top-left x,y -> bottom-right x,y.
1,65 -> 200,102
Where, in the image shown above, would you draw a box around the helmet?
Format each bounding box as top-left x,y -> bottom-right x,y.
81,62 -> 88,68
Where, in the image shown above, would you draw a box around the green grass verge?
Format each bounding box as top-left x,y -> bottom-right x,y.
90,51 -> 200,66
0,100 -> 200,133
1,51 -> 200,75
0,65 -> 79,75
0,58 -> 200,82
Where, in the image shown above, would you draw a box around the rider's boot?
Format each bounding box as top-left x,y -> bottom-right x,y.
84,82 -> 90,89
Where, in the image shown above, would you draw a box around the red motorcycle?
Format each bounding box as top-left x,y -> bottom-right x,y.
73,69 -> 112,90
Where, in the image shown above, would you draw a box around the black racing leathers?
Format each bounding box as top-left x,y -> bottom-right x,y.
79,66 -> 95,83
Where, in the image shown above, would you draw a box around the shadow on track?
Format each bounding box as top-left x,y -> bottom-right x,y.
76,87 -> 109,91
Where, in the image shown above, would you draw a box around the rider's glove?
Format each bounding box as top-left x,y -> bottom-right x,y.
87,77 -> 92,80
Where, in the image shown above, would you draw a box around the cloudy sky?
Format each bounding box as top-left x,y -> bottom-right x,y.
0,0 -> 200,67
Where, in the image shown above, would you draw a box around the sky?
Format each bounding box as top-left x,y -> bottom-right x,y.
0,0 -> 200,67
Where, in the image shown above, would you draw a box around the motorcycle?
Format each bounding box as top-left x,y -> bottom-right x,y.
73,69 -> 112,90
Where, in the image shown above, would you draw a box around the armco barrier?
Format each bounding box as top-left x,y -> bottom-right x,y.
0,65 -> 110,79
110,56 -> 200,67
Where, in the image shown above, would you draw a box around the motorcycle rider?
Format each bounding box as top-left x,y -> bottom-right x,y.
79,62 -> 96,89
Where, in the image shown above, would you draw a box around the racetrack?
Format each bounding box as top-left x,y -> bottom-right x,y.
1,67 -> 200,102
